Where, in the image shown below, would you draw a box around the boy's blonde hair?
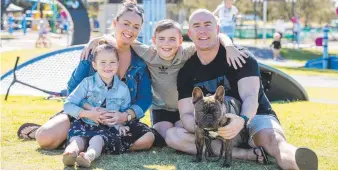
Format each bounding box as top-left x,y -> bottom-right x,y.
92,39 -> 119,61
153,19 -> 182,36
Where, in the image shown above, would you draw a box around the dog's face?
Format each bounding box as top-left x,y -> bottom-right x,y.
193,86 -> 228,130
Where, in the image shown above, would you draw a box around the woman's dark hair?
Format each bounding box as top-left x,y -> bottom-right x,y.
115,3 -> 144,23
92,39 -> 119,61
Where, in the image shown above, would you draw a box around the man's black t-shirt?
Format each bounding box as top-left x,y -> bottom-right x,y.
177,45 -> 276,117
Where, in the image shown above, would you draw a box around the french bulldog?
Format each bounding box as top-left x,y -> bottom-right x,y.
192,85 -> 243,167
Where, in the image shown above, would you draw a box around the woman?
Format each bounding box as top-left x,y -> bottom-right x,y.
18,3 -> 155,151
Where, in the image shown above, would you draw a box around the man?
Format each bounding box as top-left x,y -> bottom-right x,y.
213,0 -> 238,41
165,9 -> 318,170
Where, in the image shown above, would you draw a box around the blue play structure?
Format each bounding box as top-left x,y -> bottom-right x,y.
139,0 -> 166,45
305,26 -> 338,70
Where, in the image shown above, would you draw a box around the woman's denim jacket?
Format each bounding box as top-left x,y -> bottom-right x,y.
67,49 -> 152,119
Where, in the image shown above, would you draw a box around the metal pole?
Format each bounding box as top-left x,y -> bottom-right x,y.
292,0 -> 295,47
323,26 -> 329,69
263,0 -> 267,45
254,1 -> 257,45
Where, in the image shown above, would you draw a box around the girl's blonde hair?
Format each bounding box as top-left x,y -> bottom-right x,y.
92,39 -> 119,61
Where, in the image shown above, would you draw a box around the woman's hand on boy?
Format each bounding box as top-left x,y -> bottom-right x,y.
225,46 -> 249,70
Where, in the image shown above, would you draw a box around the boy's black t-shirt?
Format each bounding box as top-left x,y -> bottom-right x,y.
177,45 -> 276,116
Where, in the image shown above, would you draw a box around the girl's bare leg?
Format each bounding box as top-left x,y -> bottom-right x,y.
76,135 -> 104,168
63,136 -> 86,166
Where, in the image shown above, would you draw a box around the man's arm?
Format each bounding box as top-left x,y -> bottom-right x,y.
178,98 -> 195,133
238,76 -> 260,120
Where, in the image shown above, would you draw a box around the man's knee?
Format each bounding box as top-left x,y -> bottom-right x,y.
253,129 -> 286,156
165,127 -> 186,149
174,120 -> 183,128
153,122 -> 173,137
165,128 -> 175,147
254,129 -> 285,146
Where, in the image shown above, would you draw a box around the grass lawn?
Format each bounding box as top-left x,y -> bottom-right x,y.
305,87 -> 338,101
1,48 -> 58,75
1,96 -> 338,170
1,45 -> 338,169
273,66 -> 338,78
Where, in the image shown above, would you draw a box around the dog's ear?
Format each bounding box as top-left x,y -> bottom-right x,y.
215,86 -> 225,103
192,87 -> 204,104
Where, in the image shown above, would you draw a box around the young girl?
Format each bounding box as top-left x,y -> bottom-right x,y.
271,32 -> 282,61
62,39 -> 131,168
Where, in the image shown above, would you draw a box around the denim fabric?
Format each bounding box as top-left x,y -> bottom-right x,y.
64,74 -> 131,126
67,48 -> 152,119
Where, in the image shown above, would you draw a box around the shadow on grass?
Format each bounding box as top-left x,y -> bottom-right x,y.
36,148 -> 64,156
56,147 -> 279,170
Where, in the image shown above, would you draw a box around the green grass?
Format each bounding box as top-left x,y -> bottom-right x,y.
1,46 -> 338,169
305,87 -> 338,101
280,48 -> 322,63
1,95 -> 338,170
280,48 -> 338,63
273,66 -> 338,78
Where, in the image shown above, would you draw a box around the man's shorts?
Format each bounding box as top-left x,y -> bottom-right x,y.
151,109 -> 180,126
247,114 -> 286,147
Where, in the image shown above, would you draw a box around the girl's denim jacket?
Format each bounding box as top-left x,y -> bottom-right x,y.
64,74 -> 131,126
67,49 -> 152,119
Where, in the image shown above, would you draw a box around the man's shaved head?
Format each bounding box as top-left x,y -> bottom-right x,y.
188,9 -> 219,51
189,9 -> 217,25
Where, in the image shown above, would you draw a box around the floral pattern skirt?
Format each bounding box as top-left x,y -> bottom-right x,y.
68,119 -> 153,154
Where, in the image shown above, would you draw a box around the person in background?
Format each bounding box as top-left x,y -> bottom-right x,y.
21,13 -> 27,35
213,0 -> 238,41
270,32 -> 282,61
8,12 -> 14,35
274,16 -> 286,40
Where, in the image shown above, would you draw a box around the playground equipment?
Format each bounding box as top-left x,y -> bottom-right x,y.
1,45 -> 308,101
305,26 -> 338,70
3,0 -> 90,45
139,0 -> 166,45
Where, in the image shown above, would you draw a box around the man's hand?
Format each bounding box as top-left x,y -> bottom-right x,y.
225,46 -> 249,70
217,114 -> 245,139
100,111 -> 128,126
